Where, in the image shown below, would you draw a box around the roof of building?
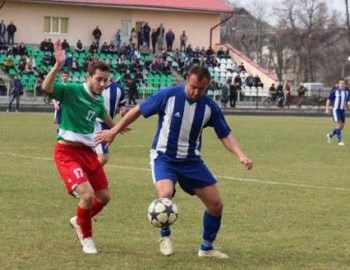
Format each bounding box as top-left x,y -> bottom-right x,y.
30,0 -> 233,13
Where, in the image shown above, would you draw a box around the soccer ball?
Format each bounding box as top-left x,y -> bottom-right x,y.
147,198 -> 178,228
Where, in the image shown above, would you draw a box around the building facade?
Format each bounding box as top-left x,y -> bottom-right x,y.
1,0 -> 232,49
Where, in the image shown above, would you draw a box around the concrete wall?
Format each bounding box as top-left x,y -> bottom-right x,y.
1,2 -> 221,49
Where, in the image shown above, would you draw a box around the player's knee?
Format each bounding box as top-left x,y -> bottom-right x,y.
99,193 -> 111,205
207,200 -> 224,216
79,191 -> 95,205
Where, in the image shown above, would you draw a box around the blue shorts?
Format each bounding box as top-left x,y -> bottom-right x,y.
332,109 -> 345,123
150,152 -> 217,196
94,122 -> 109,155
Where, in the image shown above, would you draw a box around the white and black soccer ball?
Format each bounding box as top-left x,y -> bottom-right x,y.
147,198 -> 178,228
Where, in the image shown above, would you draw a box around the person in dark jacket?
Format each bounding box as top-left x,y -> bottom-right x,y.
6,75 -> 23,112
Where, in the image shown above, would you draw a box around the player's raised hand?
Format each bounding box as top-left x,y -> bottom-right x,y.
54,40 -> 65,67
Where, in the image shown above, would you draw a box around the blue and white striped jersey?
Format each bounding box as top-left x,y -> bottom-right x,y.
328,88 -> 350,110
98,82 -> 125,122
140,85 -> 231,160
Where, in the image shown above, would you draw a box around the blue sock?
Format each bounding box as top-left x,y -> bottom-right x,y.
335,128 -> 342,142
160,227 -> 171,238
330,128 -> 337,137
201,211 -> 222,251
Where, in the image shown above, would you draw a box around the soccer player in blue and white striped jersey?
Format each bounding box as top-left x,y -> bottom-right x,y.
325,79 -> 350,146
95,65 -> 253,259
95,78 -> 126,165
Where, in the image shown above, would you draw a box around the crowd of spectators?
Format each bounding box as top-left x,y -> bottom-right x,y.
0,21 -> 265,102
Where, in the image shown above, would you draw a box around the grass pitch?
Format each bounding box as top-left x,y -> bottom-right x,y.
0,112 -> 350,270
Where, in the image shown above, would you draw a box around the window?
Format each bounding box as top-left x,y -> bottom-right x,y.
121,20 -> 131,43
44,17 -> 68,34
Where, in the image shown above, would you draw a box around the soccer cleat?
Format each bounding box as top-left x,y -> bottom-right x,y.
81,237 -> 98,254
198,248 -> 229,259
159,237 -> 174,256
69,216 -> 83,246
326,133 -> 332,144
338,141 -> 345,146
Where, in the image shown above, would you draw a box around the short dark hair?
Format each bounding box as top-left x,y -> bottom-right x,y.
187,65 -> 211,82
87,60 -> 110,76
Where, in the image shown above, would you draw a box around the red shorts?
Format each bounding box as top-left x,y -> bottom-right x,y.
54,143 -> 109,194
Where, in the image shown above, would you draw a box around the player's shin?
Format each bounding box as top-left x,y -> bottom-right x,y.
201,211 -> 222,250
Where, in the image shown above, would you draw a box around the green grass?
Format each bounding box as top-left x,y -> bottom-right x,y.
1,113 -> 350,269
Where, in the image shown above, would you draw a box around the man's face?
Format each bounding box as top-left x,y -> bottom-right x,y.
339,80 -> 346,90
61,73 -> 69,83
86,69 -> 109,97
185,74 -> 209,101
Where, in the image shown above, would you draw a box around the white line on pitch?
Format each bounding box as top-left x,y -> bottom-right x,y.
1,152 -> 349,192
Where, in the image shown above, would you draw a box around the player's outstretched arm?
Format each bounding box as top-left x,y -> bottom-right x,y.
220,134 -> 253,170
95,104 -> 141,145
42,40 -> 65,94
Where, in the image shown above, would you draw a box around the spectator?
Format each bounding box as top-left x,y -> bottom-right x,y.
18,42 -> 27,56
0,40 -> 7,53
0,19 -> 6,44
6,75 -> 23,112
269,83 -> 277,103
142,22 -> 151,47
92,26 -> 102,47
135,69 -> 144,85
156,23 -> 165,51
223,48 -> 230,59
276,82 -> 284,107
185,44 -> 193,57
100,41 -> 109,54
237,62 -> 246,73
47,39 -> 54,53
205,46 -> 214,58
165,28 -> 175,52
65,53 -> 73,68
71,58 -> 80,71
4,55 -> 14,70
179,30 -> 187,52
217,47 -> 225,58
137,28 -> 143,50
24,56 -> 36,74
126,78 -> 138,105
42,51 -> 55,66
140,42 -> 150,56
284,82 -> 292,109
75,39 -> 84,52
6,20 -> 16,46
297,82 -> 307,109
40,38 -> 49,52
89,41 -> 98,54
17,57 -> 26,73
151,28 -> 157,54
245,74 -> 254,88
130,28 -> 137,48
162,61 -> 171,75
231,77 -> 240,107
10,43 -> 19,56
115,29 -> 122,51
61,39 -> 70,51
220,79 -> 230,108
108,41 -> 117,54
254,75 -> 263,88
